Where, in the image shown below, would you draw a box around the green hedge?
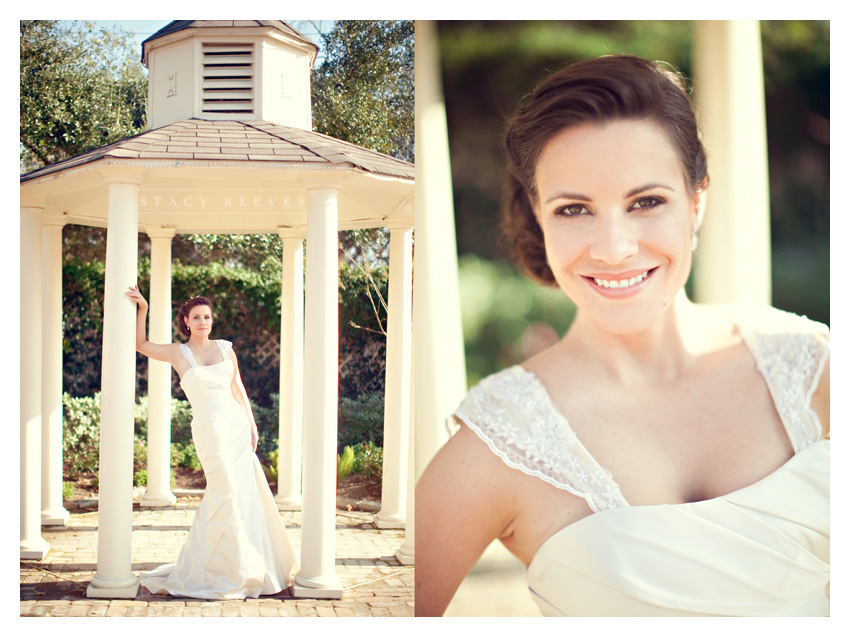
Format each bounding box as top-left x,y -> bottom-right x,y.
62,235 -> 390,407
64,390 -> 386,481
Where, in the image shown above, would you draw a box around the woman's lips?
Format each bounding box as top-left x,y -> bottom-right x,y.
583,267 -> 657,295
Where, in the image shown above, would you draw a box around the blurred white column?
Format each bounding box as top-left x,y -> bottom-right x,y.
41,219 -> 70,526
413,20 -> 468,479
376,223 -> 413,529
395,342 -> 416,565
693,20 -> 772,305
87,170 -> 143,598
292,179 -> 344,599
21,197 -> 50,559
141,227 -> 177,508
276,231 -> 305,511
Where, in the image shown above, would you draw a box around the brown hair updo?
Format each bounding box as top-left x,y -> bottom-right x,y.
502,54 -> 709,285
178,296 -> 214,338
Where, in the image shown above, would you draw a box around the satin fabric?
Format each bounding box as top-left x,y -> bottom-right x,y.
527,439 -> 830,616
140,350 -> 299,599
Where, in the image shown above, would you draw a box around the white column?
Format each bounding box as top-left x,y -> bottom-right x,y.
41,220 -> 70,526
87,172 -> 143,598
693,20 -> 772,305
275,231 -> 305,511
414,21 -> 468,479
292,181 -> 344,599
395,341 -> 415,565
141,228 -> 177,507
375,224 -> 413,529
21,199 -> 50,559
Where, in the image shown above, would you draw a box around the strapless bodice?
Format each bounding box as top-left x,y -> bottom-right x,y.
527,439 -> 829,616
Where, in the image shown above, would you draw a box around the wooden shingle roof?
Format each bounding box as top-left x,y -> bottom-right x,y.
19,119 -> 414,184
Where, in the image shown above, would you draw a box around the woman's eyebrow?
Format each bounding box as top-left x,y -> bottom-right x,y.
544,190 -> 590,204
544,183 -> 675,205
625,183 -> 675,198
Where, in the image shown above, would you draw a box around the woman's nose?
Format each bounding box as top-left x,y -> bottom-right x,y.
588,215 -> 639,265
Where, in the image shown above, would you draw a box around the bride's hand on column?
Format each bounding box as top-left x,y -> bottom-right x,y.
127,284 -> 149,311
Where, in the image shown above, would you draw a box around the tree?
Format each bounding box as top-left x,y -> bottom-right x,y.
311,20 -> 414,162
20,20 -> 147,172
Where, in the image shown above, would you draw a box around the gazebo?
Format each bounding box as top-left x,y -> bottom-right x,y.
20,20 -> 417,600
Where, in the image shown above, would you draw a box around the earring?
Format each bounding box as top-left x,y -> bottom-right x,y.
690,222 -> 699,251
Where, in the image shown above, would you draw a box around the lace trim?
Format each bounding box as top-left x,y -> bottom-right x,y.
453,366 -> 628,513
735,308 -> 829,452
217,339 -> 233,361
451,307 -> 829,513
179,343 -> 196,367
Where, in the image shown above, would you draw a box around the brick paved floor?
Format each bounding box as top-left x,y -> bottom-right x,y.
20,499 -> 413,618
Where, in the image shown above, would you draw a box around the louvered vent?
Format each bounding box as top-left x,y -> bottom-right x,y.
201,42 -> 254,115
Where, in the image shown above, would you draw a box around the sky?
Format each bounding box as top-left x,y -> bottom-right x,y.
57,20 -> 334,66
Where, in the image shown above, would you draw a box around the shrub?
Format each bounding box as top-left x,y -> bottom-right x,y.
337,445 -> 355,485
352,441 -> 383,481
338,393 -> 384,452
134,469 -> 147,487
62,481 -> 74,501
250,394 -> 280,459
169,398 -> 195,445
262,447 -> 279,483
62,392 -> 102,476
133,437 -> 147,473
171,441 -> 202,470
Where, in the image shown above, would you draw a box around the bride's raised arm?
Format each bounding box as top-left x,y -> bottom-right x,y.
127,284 -> 179,365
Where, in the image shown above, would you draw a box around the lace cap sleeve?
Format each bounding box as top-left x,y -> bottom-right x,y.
216,339 -> 233,359
450,366 -> 628,513
735,306 -> 829,451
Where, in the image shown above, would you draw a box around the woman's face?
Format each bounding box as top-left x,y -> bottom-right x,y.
185,305 -> 213,337
532,119 -> 700,335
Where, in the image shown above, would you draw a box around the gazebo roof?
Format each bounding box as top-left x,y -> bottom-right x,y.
141,20 -> 319,63
19,119 -> 414,184
20,119 -> 414,234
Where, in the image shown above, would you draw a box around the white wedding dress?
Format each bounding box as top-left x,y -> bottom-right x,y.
140,339 -> 300,600
451,306 -> 830,616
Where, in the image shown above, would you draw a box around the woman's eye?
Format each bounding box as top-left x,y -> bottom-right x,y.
631,196 -> 662,210
556,203 -> 590,217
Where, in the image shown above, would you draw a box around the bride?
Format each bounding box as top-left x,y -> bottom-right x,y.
127,287 -> 300,599
415,55 -> 829,616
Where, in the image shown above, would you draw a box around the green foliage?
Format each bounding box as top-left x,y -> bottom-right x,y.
262,448 -> 280,483
312,20 -> 414,162
338,393 -> 385,453
171,442 -> 202,470
169,399 -> 195,446
62,481 -> 74,501
62,239 -> 388,404
458,255 -> 576,387
62,392 -> 101,475
248,396 -> 279,460
134,469 -> 147,487
337,446 -> 355,485
133,437 -> 147,473
351,442 -> 383,481
20,20 -> 147,172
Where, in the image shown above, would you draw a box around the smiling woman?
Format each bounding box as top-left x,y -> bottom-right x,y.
415,55 -> 830,617
533,119 -> 701,337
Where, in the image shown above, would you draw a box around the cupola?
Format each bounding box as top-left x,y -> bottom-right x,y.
141,20 -> 319,130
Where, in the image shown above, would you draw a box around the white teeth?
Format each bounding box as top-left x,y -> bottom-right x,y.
593,270 -> 650,289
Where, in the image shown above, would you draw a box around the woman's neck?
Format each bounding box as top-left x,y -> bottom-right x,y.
187,334 -> 212,349
563,291 -> 703,386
